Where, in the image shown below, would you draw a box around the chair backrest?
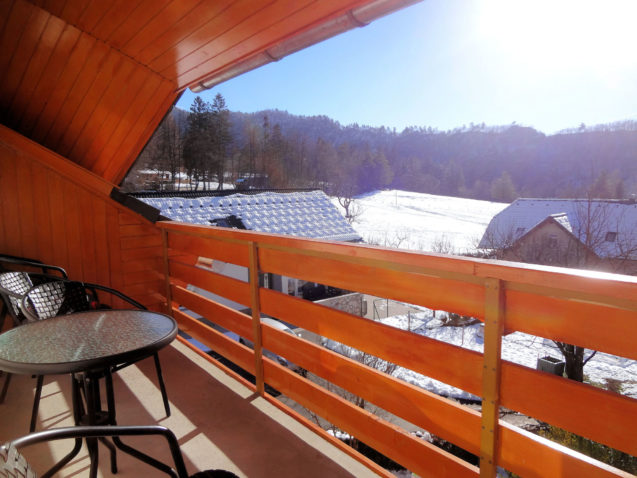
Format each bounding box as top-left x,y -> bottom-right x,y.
0,442 -> 36,477
21,281 -> 95,321
0,272 -> 66,324
0,255 -> 67,278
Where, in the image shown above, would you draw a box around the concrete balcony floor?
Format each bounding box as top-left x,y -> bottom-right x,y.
0,340 -> 377,477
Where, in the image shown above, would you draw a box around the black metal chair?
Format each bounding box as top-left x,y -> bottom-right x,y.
0,425 -> 238,477
0,258 -> 68,432
21,280 -> 172,418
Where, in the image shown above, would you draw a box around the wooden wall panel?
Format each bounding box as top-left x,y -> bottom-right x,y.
0,126 -> 165,311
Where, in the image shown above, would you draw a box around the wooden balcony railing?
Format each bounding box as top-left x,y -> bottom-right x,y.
157,220 -> 637,478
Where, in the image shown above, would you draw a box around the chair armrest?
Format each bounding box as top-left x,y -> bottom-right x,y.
8,425 -> 188,477
84,283 -> 147,310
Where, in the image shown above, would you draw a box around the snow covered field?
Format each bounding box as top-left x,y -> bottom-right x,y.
332,190 -> 507,254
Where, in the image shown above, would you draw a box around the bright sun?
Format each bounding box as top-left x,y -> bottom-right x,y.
476,0 -> 637,82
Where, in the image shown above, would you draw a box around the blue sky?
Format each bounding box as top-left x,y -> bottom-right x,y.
176,0 -> 637,134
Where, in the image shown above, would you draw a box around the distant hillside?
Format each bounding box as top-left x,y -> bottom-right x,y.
133,105 -> 637,201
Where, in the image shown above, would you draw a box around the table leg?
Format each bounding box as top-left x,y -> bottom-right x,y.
41,375 -> 84,478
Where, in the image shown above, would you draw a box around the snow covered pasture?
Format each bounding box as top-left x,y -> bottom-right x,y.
381,312 -> 637,400
332,190 -> 507,254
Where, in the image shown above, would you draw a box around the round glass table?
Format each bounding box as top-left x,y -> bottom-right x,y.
0,309 -> 178,477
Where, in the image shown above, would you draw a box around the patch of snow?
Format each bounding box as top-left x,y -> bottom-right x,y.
332,190 -> 507,254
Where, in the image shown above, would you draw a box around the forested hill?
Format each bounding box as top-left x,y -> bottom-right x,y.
130,103 -> 637,202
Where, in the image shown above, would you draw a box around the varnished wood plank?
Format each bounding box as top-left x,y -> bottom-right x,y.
167,231 -> 250,267
82,65 -> 149,170
151,0 -> 265,75
122,269 -> 162,287
77,187 -> 98,282
175,0 -> 316,85
506,289 -> 637,361
0,1 -> 33,95
260,288 -> 484,396
0,5 -> 50,123
43,37 -> 109,151
259,246 -> 485,316
0,147 -> 23,255
0,126 -> 113,198
106,205 -> 124,292
263,320 -> 482,455
120,235 -> 163,250
136,0 -> 233,65
62,183 -> 84,278
122,0 -> 203,58
90,73 -> 164,177
14,160 -> 38,259
46,173 -> 70,271
169,259 -> 251,307
91,195 -> 111,288
121,257 -> 162,274
60,0 -> 92,27
57,49 -> 124,158
171,285 -> 252,339
173,307 -> 255,373
103,82 -> 177,184
20,24 -> 82,135
75,0 -> 113,33
120,246 -> 163,262
499,422 -> 630,478
119,224 -> 160,238
90,0 -> 139,40
7,13 -> 65,120
0,0 -> 16,41
31,32 -> 96,144
69,55 -> 137,166
106,0 -> 172,51
264,362 -> 480,478
501,361 -> 637,457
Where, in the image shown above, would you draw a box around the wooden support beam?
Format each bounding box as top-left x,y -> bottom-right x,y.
480,278 -> 505,477
249,241 -> 265,395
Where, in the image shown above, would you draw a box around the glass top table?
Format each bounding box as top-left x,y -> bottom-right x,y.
0,309 -> 177,375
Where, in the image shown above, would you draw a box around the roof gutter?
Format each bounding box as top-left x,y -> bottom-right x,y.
190,0 -> 421,93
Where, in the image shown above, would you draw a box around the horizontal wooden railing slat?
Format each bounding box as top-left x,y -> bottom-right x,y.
263,361 -> 480,478
501,362 -> 637,457
168,259 -> 250,307
167,231 -> 250,267
172,308 -> 255,374
260,288 -> 484,396
171,285 -> 253,340
505,289 -> 637,360
259,247 -> 486,318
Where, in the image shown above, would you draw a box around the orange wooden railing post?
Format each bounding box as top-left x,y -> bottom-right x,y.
161,228 -> 174,316
249,241 -> 265,395
480,278 -> 505,477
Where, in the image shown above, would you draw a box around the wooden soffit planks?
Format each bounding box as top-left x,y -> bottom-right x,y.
0,0 -> 418,184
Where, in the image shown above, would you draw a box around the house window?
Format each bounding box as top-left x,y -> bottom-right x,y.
605,231 -> 617,242
547,234 -> 558,248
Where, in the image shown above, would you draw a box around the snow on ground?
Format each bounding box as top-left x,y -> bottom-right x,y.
380,312 -> 637,400
332,190 -> 507,254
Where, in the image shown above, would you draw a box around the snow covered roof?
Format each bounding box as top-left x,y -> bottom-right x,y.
140,190 -> 361,242
479,198 -> 637,259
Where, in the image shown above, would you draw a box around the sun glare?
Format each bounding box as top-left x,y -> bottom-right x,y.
477,0 -> 637,83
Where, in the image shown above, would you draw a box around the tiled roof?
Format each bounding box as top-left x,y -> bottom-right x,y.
479,198 -> 637,259
140,191 -> 361,242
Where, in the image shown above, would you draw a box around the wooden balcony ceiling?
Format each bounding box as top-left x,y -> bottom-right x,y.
0,0 -> 417,184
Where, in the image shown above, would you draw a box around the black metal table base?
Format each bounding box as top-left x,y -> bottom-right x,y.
41,370 -> 177,478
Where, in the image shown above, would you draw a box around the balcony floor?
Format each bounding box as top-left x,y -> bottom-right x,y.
0,340 -> 377,477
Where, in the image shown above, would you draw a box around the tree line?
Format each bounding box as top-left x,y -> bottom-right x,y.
124,95 -> 637,202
